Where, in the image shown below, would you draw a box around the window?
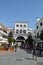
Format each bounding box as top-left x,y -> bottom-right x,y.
20,25 -> 22,27
40,22 -> 42,26
24,25 -> 26,27
16,29 -> 18,33
37,26 -> 38,29
20,30 -> 22,33
16,24 -> 19,27
23,30 -> 26,33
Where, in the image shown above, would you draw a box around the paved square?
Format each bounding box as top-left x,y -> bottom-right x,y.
0,48 -> 43,65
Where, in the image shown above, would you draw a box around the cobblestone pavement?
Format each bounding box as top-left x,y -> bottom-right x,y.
0,48 -> 43,65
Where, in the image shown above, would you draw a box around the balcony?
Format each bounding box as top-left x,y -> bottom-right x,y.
0,30 -> 8,36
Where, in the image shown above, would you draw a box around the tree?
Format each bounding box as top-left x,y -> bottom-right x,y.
8,37 -> 13,44
40,30 -> 43,40
27,34 -> 33,45
13,38 -> 16,43
8,31 -> 13,44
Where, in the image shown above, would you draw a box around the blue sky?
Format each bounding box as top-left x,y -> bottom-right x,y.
0,0 -> 43,29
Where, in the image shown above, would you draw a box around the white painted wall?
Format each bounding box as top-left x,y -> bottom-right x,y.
15,22 -> 27,34
35,17 -> 43,36
13,21 -> 33,40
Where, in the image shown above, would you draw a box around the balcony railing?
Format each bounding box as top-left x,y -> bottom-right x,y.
0,30 -> 8,36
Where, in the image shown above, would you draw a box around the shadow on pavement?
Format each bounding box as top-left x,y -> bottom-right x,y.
24,58 -> 32,60
16,59 -> 23,61
24,49 -> 32,54
37,62 -> 43,65
24,49 -> 43,57
37,53 -> 43,57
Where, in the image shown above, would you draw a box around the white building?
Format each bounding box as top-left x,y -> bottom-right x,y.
13,21 -> 33,40
0,23 -> 13,45
0,23 -> 8,45
34,17 -> 43,43
35,17 -> 43,37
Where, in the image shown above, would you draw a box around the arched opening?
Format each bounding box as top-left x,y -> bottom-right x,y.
16,36 -> 25,41
16,36 -> 25,47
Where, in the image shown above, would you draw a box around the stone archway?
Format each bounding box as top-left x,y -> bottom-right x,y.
16,36 -> 25,47
16,36 -> 25,41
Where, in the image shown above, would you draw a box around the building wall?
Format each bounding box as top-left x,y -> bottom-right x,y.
0,23 -> 8,38
13,21 -> 33,40
14,22 -> 28,34
35,17 -> 43,37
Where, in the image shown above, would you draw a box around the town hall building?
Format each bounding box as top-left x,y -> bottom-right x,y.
13,21 -> 33,41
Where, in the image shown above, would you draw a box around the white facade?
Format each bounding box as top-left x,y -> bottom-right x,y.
0,23 -> 8,38
0,23 -> 14,45
0,23 -> 8,45
35,17 -> 43,37
0,23 -> 13,44
13,21 -> 32,40
15,22 -> 27,34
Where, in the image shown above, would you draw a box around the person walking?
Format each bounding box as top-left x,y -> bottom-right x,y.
32,44 -> 37,61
